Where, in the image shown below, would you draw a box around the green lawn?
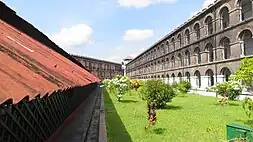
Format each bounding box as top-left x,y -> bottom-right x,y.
104,89 -> 250,142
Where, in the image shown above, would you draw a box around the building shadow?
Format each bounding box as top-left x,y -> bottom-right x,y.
103,89 -> 133,142
152,128 -> 166,135
162,104 -> 183,110
236,119 -> 253,127
120,100 -> 138,103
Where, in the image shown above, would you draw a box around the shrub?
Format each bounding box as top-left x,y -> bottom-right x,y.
103,75 -> 131,101
130,79 -> 141,90
242,97 -> 253,119
178,81 -> 191,93
171,81 -> 191,93
211,81 -> 242,100
140,80 -> 176,109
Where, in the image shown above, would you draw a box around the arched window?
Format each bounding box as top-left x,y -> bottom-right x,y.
185,72 -> 191,82
220,37 -> 231,59
166,40 -> 169,53
205,16 -> 213,35
238,0 -> 253,21
172,73 -> 175,83
221,67 -> 231,82
194,47 -> 201,64
194,23 -> 200,40
178,53 -> 183,67
171,56 -> 175,68
171,38 -> 175,50
239,30 -> 253,56
194,70 -> 201,88
185,29 -> 190,44
205,43 -> 214,62
220,7 -> 230,29
178,34 -> 182,47
185,50 -> 191,66
206,69 -> 214,86
178,72 -> 182,82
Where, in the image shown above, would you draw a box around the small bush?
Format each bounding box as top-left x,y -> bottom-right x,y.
140,80 -> 176,109
211,81 -> 242,100
242,97 -> 253,119
178,81 -> 191,93
171,81 -> 191,93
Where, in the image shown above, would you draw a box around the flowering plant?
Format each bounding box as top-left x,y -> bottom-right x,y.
103,75 -> 131,101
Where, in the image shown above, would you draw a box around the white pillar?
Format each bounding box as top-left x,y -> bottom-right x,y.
191,76 -> 197,89
216,75 -> 225,83
201,76 -> 209,90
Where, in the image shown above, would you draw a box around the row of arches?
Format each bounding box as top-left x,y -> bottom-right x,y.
147,29 -> 253,70
135,0 -> 252,67
139,67 -> 232,88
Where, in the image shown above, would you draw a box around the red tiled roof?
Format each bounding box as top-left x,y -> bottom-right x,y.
0,19 -> 100,104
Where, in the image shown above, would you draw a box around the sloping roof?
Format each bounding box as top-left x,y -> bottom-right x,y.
0,19 -> 100,104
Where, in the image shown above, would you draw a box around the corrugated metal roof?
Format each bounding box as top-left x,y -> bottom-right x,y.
0,19 -> 100,104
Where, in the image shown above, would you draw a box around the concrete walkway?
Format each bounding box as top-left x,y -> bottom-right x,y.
52,86 -> 106,142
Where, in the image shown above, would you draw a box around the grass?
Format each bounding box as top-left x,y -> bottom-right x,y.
104,89 -> 251,142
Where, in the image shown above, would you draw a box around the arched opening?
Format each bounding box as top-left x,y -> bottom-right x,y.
206,69 -> 214,86
205,43 -> 214,62
194,47 -> 201,64
185,72 -> 191,82
171,56 -> 175,68
185,29 -> 190,44
238,0 -> 252,21
194,70 -> 201,88
185,50 -> 191,66
239,30 -> 253,56
194,23 -> 200,40
171,38 -> 175,50
220,37 -> 231,59
220,7 -> 230,29
205,16 -> 213,35
166,40 -> 169,53
178,72 -> 182,82
221,67 -> 231,82
172,73 -> 175,83
178,34 -> 182,47
178,53 -> 183,67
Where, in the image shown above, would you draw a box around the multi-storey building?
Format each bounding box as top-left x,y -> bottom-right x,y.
73,55 -> 123,79
126,0 -> 253,91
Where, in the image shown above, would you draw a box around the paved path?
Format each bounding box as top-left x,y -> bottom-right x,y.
54,86 -> 105,142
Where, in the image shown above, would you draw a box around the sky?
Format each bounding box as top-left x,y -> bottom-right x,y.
2,0 -> 216,63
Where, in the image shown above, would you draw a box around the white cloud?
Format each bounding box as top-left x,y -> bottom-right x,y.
123,29 -> 154,41
201,0 -> 215,9
189,0 -> 215,18
118,0 -> 177,8
49,24 -> 93,49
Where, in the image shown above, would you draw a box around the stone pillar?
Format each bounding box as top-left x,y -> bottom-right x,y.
191,76 -> 197,89
216,75 -> 225,83
201,76 -> 209,90
216,46 -> 224,61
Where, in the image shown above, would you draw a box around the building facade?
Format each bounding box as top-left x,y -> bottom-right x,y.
73,55 -> 123,80
126,0 -> 253,90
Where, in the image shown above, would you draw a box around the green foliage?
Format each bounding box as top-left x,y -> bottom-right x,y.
242,97 -> 253,119
102,75 -> 131,101
210,81 -> 242,100
139,80 -> 176,109
171,81 -> 191,93
234,57 -> 253,89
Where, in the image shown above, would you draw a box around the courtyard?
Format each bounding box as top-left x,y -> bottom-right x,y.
104,89 -> 250,142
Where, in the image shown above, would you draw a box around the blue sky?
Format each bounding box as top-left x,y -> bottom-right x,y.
2,0 -> 215,63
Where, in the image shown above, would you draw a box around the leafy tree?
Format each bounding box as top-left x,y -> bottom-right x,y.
140,80 -> 176,109
233,57 -> 253,89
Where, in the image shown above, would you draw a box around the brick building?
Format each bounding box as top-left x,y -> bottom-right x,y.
126,0 -> 253,91
73,55 -> 123,80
